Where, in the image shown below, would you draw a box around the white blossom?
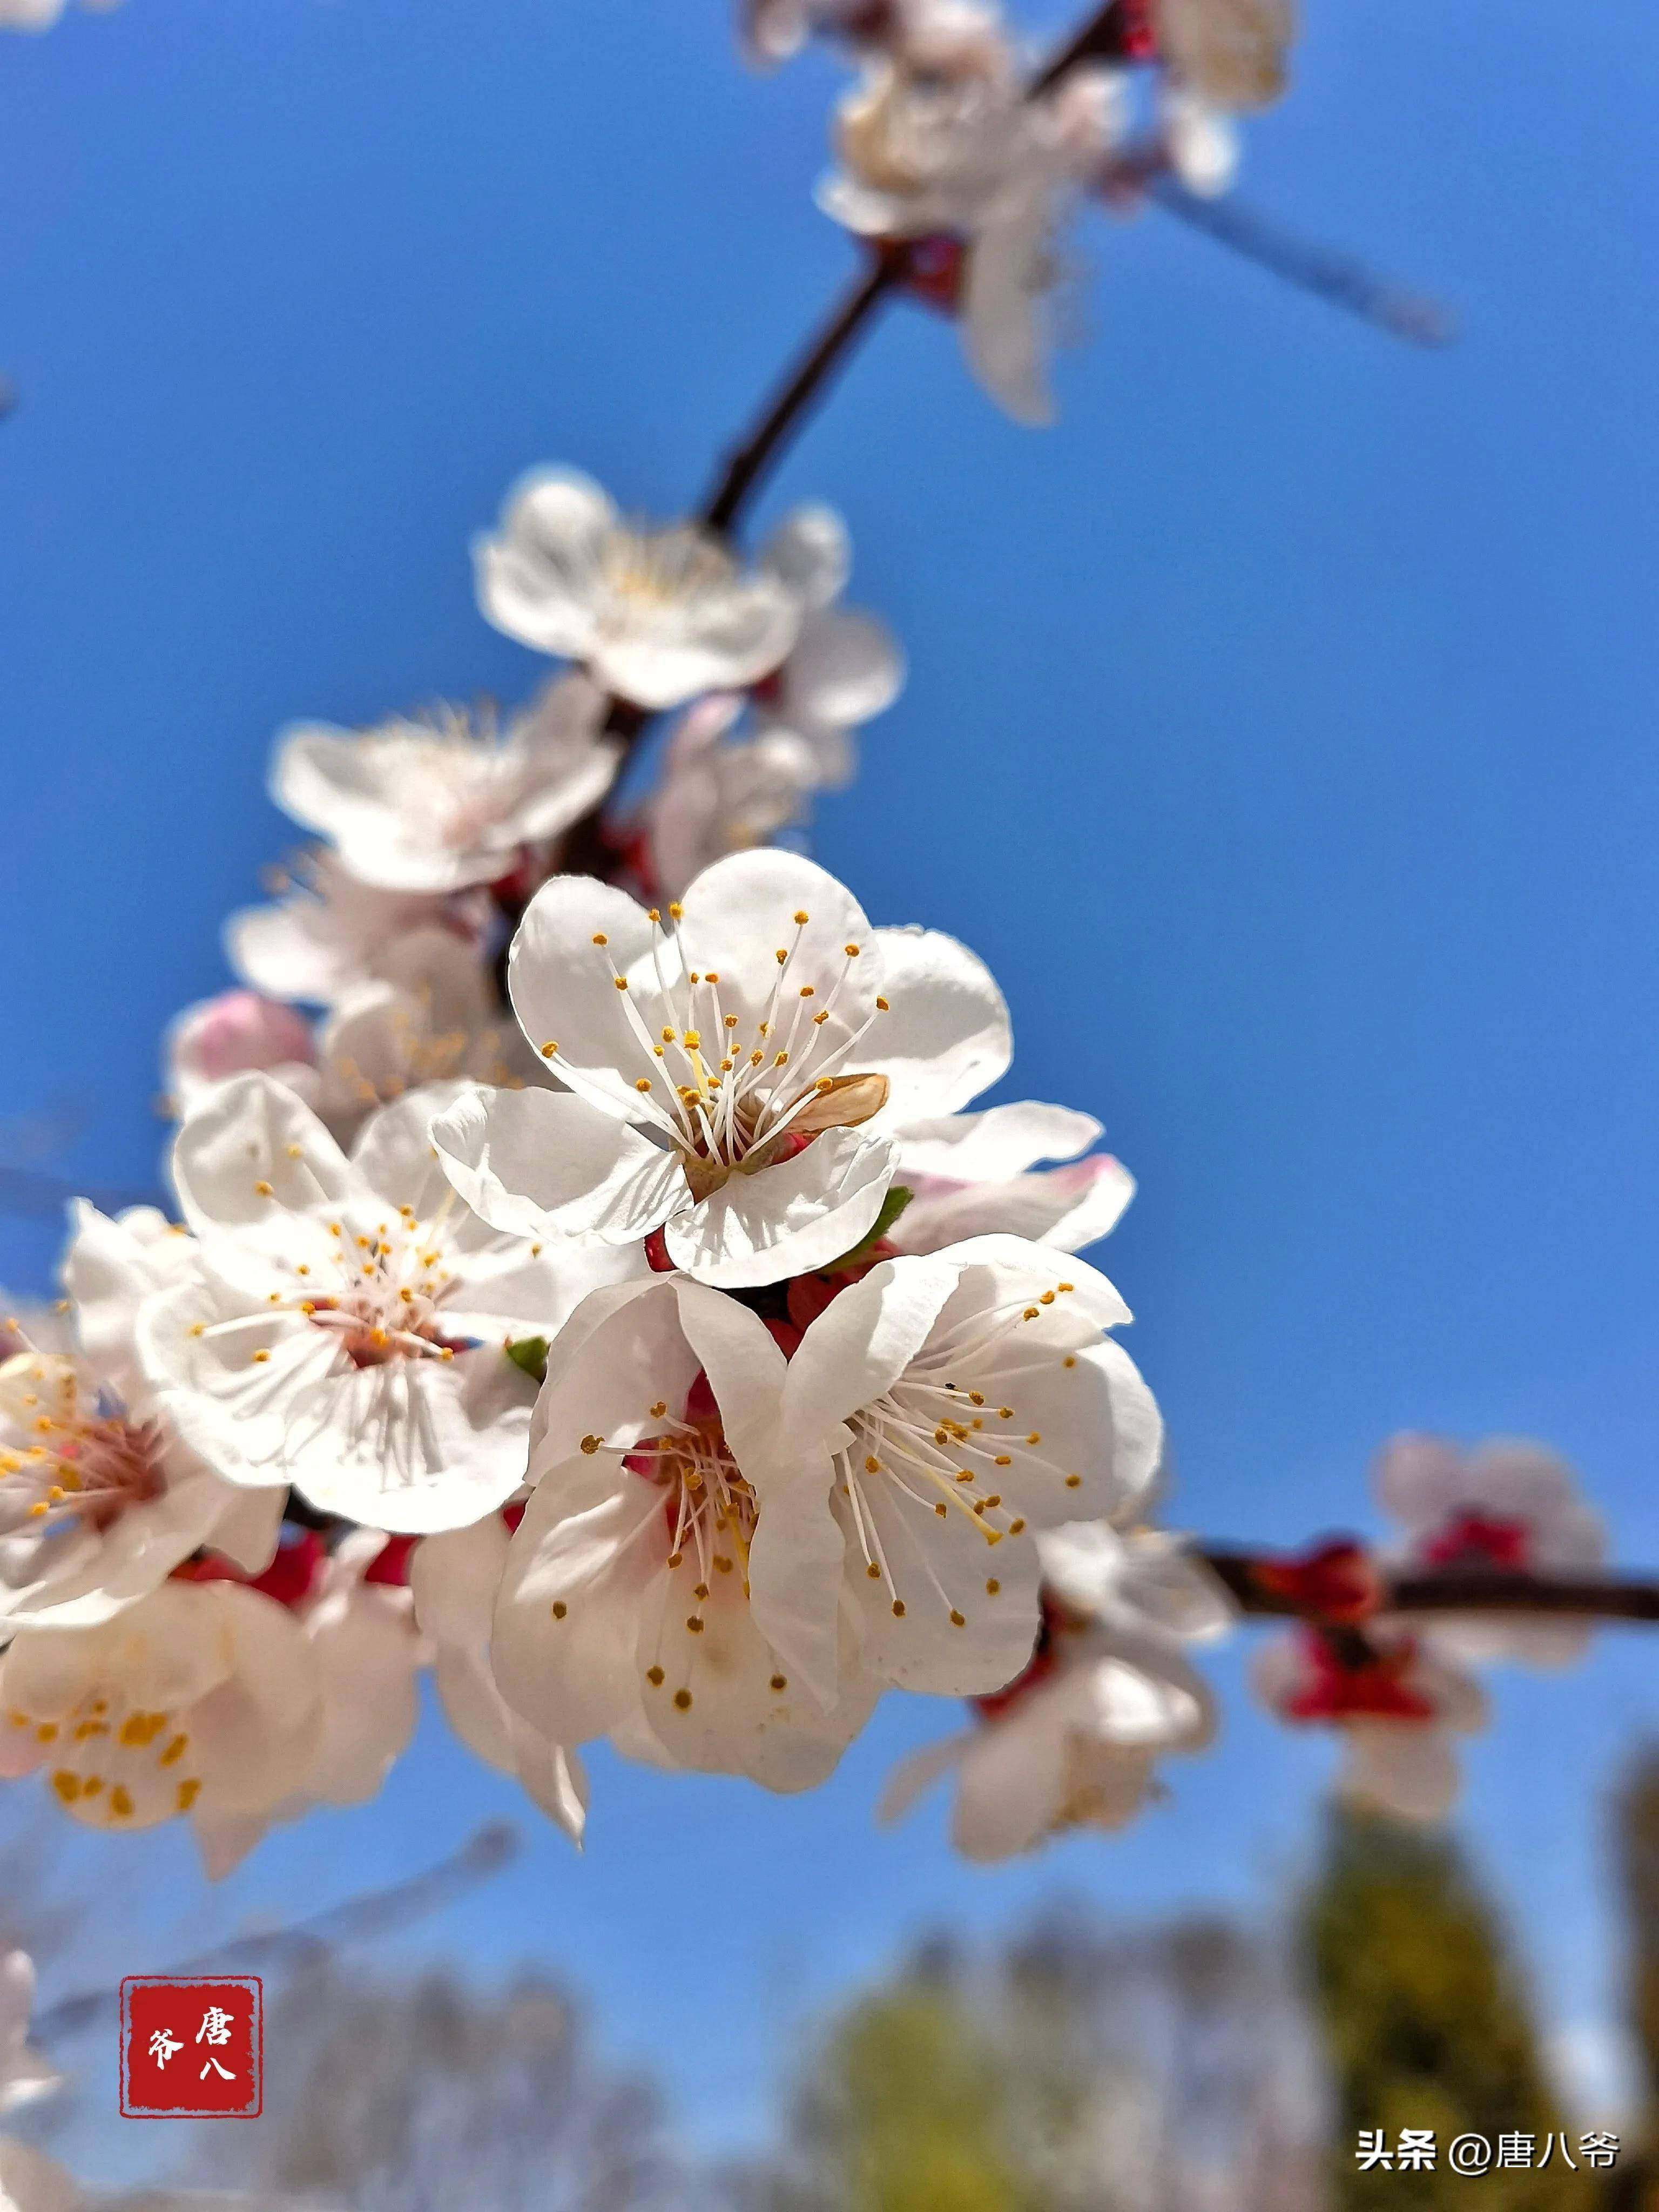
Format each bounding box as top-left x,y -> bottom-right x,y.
0,0 -> 121,29
190,1529 -> 428,1879
495,1236 -> 1158,1785
0,1954 -> 57,2120
227,846 -> 493,1011
648,698 -> 819,906
269,677 -> 618,895
879,1525 -> 1225,1859
490,1276 -> 882,1789
0,1204 -> 280,1632
475,471 -> 808,711
138,1075 -> 640,1532
306,927 -> 530,1149
747,507 -> 905,790
819,35 -> 1124,422
432,848 -> 1013,1289
1375,1431 -> 1606,1669
410,1512 -> 590,1844
163,991 -> 320,1121
887,1101 -> 1137,1253
1252,1621 -> 1486,1824
1153,0 -> 1294,197
0,1579 -> 323,1842
0,2136 -> 78,2212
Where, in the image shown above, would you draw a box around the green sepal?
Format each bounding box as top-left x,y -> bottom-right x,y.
505,1335 -> 549,1384
825,1185 -> 913,1274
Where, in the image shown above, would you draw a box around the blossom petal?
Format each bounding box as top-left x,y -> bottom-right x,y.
662,1127 -> 899,1289
474,468 -> 616,658
781,1253 -> 962,1444
506,875 -> 668,1119
863,927 -> 1011,1126
760,505 -> 850,611
893,1156 -> 1136,1255
785,607 -> 904,731
431,1085 -> 684,1244
895,1103 -> 1101,1182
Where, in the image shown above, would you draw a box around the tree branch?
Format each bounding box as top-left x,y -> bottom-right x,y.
1197,1547 -> 1659,1625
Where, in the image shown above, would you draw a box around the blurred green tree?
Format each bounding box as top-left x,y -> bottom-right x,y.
1302,1806 -> 1593,2210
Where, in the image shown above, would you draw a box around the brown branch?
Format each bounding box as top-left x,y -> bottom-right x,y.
1197,1547 -> 1659,1626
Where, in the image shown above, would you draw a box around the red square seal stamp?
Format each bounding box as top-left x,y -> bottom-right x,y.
120,1976 -> 262,2117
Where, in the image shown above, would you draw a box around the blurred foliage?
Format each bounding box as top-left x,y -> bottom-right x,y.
1302,1806 -> 1595,2210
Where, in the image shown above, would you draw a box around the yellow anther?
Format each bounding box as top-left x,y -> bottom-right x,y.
1064,1474 -> 1081,1488
614,976 -> 629,991
949,1610 -> 966,1628
844,943 -> 860,957
775,948 -> 788,965
35,1722 -> 57,1742
648,908 -> 661,922
693,1582 -> 710,1601
812,1011 -> 829,1025
635,1078 -> 652,1092
52,1771 -> 80,1803
1040,1290 -> 1055,1305
161,1734 -> 188,1766
1023,1306 -> 1040,1320
580,1434 -> 603,1455
591,932 -> 609,946
774,1050 -> 790,1066
1009,1516 -> 1026,1533
793,909 -> 808,924
864,1455 -> 880,1474
686,1616 -> 704,1634
1027,1432 -> 1041,1445
683,1029 -> 702,1049
669,903 -> 683,920
110,1784 -> 134,1819
673,1689 -> 693,1710
770,1674 -> 787,1691
551,1601 -> 568,1620
251,1350 -> 271,1365
891,1599 -> 906,1618
650,1400 -> 667,1418
866,1563 -> 881,1580
1063,1356 -> 1077,1368
647,1665 -> 665,1687
177,1778 -> 201,1811
986,1578 -> 1001,1595
253,1180 -> 273,1197
541,1042 -> 558,1057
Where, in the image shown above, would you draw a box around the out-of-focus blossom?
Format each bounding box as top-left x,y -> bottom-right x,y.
1253,1621 -> 1486,1823
226,846 -> 493,1011
648,699 -> 818,906
269,677 -> 618,895
188,1529 -> 428,1879
0,2136 -> 78,2212
1152,0 -> 1294,196
887,1101 -> 1136,1253
0,0 -> 121,29
748,507 -> 904,789
0,1954 -> 57,2119
0,1204 -> 280,1632
880,1522 -> 1226,1858
411,1512 -> 590,1844
491,1274 -> 882,1789
475,471 -> 808,711
819,28 -> 1124,422
0,1579 -> 322,1839
138,1075 -> 639,1532
163,991 -> 320,1120
433,849 -> 1013,1289
1375,1431 -> 1606,1668
307,927 -> 529,1149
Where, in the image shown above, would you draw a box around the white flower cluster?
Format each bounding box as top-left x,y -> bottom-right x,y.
1251,1434 -> 1606,1822
3,450 -> 1210,1870
744,0 -> 1298,422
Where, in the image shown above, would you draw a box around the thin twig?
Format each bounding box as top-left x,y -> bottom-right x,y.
1150,179 -> 1457,348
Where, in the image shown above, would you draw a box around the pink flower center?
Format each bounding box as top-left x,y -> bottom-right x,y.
1420,1511 -> 1532,1573
1283,1628 -> 1437,1724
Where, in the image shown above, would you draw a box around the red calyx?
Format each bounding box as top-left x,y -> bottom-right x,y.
899,235 -> 967,314
973,1592 -> 1073,1721
501,1501 -> 526,1534
644,1228 -> 675,1273
1283,1627 -> 1437,1725
1252,1537 -> 1381,1624
1119,0 -> 1158,60
364,1534 -> 418,1587
785,1242 -> 898,1332
173,1527 -> 325,1611
1420,1511 -> 1531,1573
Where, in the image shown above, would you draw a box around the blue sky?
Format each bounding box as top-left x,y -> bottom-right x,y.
4,0 -> 1659,2178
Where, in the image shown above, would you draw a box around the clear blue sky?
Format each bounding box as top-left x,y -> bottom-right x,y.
4,0 -> 1659,2177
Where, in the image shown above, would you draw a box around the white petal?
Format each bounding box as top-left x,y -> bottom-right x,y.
662,1127 -> 899,1288
951,1703 -> 1072,1858
760,504 -> 851,611
784,607 -> 904,730
168,1073 -> 350,1251
1339,1721 -> 1461,1823
875,1730 -> 972,1826
895,1102 -> 1101,1182
961,193 -> 1056,429
431,1085 -> 683,1244
474,468 -> 616,658
893,1156 -> 1136,1255
506,875 -> 666,1120
864,927 -> 1011,1126
783,1253 -> 962,1442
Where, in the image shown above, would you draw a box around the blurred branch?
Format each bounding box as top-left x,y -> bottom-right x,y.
1198,1547 -> 1659,1623
30,1819 -> 521,2045
1149,179 -> 1457,348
